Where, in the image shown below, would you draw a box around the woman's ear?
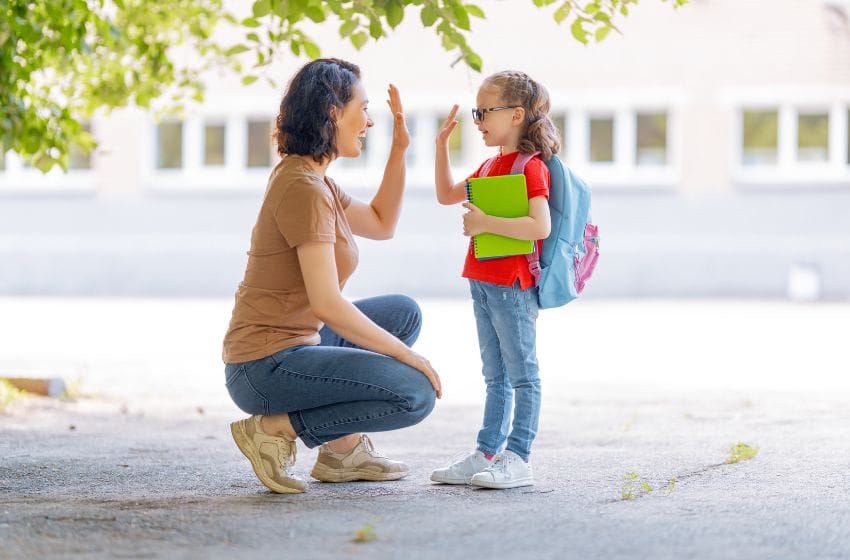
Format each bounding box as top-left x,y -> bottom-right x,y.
329,105 -> 339,122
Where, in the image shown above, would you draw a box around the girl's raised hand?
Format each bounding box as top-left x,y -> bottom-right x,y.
386,84 -> 410,151
436,104 -> 459,148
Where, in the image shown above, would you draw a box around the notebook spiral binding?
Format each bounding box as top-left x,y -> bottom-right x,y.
465,181 -> 480,257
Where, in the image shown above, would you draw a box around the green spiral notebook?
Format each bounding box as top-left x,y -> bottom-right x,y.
466,174 -> 534,260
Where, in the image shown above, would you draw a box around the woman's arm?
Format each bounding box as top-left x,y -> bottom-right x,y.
297,241 -> 442,398
345,84 -> 410,240
435,105 -> 468,206
462,196 -> 551,241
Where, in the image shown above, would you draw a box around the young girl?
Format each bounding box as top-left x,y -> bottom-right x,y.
431,70 -> 560,489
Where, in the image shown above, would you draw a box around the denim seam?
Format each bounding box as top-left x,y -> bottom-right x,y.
508,285 -> 538,459
241,368 -> 270,415
310,406 -> 408,432
291,411 -> 323,448
477,292 -> 510,455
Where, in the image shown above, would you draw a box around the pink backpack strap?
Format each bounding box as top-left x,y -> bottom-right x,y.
512,151 -> 542,286
478,155 -> 500,177
510,151 -> 540,175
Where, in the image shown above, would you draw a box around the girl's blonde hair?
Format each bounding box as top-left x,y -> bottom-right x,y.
482,70 -> 561,161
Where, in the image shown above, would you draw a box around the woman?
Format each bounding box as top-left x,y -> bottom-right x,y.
223,59 -> 441,494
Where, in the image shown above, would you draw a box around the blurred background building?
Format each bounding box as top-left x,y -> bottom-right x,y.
1,0 -> 849,300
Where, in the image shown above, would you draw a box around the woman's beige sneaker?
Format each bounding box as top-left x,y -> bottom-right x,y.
310,434 -> 409,482
230,415 -> 307,494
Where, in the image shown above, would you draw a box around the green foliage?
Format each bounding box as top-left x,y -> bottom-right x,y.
352,518 -> 380,543
1,0 -> 689,172
1,0 -> 223,172
621,471 -> 653,500
0,379 -> 26,413
726,442 -> 759,464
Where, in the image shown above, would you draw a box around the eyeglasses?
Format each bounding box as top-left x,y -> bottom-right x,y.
471,106 -> 519,122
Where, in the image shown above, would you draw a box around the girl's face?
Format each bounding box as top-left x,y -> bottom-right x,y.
474,85 -> 523,149
334,81 -> 373,158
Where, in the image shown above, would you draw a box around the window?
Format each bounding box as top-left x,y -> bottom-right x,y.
204,123 -> 226,166
551,113 -> 567,156
636,112 -> 667,165
797,112 -> 829,162
247,119 -> 272,168
742,110 -> 778,165
157,121 -> 183,169
405,116 -> 416,167
589,116 -> 614,162
68,124 -> 92,170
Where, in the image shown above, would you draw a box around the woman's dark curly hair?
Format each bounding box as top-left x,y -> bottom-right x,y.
274,58 -> 361,163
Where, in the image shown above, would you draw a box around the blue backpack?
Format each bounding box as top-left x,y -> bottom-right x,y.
480,151 -> 600,308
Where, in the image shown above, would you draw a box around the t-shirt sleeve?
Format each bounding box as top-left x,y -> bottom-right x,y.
525,157 -> 550,200
326,177 -> 352,209
274,178 -> 337,247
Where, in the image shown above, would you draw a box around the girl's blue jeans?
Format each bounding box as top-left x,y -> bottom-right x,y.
224,294 -> 436,448
470,279 -> 541,462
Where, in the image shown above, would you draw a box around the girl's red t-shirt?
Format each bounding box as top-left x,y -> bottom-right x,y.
461,151 -> 550,289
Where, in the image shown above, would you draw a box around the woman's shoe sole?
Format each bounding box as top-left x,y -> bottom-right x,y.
310,462 -> 408,482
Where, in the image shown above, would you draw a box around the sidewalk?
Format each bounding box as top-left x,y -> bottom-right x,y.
1,298 -> 849,559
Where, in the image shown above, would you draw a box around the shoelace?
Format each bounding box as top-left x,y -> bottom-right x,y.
360,434 -> 387,459
277,439 -> 297,472
483,455 -> 510,475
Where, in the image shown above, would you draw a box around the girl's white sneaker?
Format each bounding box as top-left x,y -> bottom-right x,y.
469,450 -> 533,489
430,450 -> 493,484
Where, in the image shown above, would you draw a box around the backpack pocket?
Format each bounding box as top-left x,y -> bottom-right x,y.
574,223 -> 599,294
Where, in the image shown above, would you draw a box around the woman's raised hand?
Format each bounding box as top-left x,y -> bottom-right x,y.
436,104 -> 459,148
387,84 -> 410,151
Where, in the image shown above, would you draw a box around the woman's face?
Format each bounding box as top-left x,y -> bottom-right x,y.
334,81 -> 373,159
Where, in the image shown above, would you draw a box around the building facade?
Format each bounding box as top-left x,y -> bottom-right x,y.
1,0 -> 849,299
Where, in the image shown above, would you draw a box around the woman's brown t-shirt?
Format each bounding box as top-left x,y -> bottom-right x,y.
222,155 -> 358,363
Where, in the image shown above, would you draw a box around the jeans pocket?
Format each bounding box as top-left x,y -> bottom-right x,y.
226,364 -> 269,415
224,363 -> 245,386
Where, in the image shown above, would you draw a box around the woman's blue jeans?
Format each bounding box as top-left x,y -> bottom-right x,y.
224,294 -> 436,448
470,279 -> 541,462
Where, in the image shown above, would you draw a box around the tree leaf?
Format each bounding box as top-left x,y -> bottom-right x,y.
225,44 -> 251,56
305,6 -> 326,22
571,18 -> 588,43
303,40 -> 321,59
595,25 -> 611,41
554,2 -> 572,24
386,0 -> 404,28
241,17 -> 261,27
340,18 -> 358,37
420,4 -> 438,27
464,51 -> 483,71
465,4 -> 486,18
369,17 -> 383,39
252,0 -> 271,18
242,75 -> 259,85
351,31 -> 369,49
451,4 -> 471,30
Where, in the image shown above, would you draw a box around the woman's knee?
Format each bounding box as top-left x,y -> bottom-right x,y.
401,374 -> 436,424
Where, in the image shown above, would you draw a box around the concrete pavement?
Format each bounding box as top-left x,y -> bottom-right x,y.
1,298 -> 849,558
